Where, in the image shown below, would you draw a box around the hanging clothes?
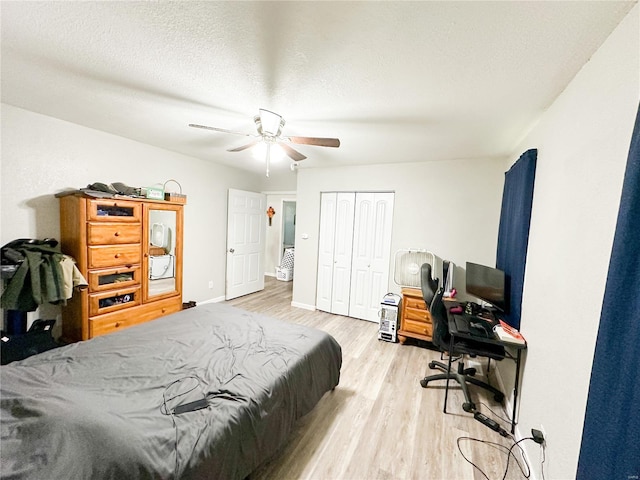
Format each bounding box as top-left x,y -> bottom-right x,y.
1,240 -> 85,312
59,255 -> 88,300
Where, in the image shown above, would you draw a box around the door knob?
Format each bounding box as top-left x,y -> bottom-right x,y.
229,248 -> 235,253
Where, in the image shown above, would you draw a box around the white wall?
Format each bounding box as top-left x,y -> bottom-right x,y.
292,158 -> 506,309
503,5 -> 639,478
0,104 -> 265,327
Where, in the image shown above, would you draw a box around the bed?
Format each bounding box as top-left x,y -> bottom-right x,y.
0,303 -> 342,479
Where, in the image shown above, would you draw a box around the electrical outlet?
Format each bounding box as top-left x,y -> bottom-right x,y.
208,280 -> 213,289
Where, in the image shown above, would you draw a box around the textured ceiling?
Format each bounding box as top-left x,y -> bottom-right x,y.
1,1 -> 636,177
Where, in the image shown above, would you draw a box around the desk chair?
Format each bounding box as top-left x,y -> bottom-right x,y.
419,262 -> 439,307
420,280 -> 505,413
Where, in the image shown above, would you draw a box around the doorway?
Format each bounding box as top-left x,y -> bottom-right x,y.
281,200 -> 296,261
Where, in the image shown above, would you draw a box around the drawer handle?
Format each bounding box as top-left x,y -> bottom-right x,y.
115,322 -> 120,328
115,253 -> 121,258
114,231 -> 120,237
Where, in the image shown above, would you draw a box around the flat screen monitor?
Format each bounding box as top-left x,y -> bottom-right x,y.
465,262 -> 508,313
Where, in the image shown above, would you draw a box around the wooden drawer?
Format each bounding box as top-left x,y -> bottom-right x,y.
87,199 -> 141,222
404,307 -> 430,323
88,265 -> 141,292
89,297 -> 182,337
404,295 -> 427,310
403,318 -> 433,337
89,285 -> 141,316
88,223 -> 140,245
88,244 -> 141,269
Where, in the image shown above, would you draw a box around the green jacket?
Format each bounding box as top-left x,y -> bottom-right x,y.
1,243 -> 66,312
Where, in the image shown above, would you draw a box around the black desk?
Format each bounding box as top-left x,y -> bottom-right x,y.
445,308 -> 527,434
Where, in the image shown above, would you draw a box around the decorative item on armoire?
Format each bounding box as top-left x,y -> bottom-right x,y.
163,179 -> 187,204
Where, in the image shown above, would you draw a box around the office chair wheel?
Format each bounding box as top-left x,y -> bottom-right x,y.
463,402 -> 476,413
420,378 -> 428,388
494,392 -> 504,403
428,361 -> 437,369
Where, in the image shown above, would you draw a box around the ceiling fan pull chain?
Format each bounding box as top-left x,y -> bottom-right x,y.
265,143 -> 271,177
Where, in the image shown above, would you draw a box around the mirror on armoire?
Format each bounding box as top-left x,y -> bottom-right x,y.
146,207 -> 178,299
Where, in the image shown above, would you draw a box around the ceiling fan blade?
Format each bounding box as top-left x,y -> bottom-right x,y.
279,143 -> 307,161
227,140 -> 261,152
189,124 -> 252,137
287,136 -> 340,148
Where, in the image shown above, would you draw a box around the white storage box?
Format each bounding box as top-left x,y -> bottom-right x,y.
275,267 -> 293,282
149,254 -> 174,280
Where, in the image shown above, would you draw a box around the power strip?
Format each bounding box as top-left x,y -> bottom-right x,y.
474,412 -> 508,437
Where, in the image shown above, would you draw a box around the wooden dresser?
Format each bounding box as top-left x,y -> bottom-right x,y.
58,194 -> 185,342
397,287 -> 433,344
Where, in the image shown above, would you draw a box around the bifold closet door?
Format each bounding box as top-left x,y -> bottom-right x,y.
316,192 -> 394,321
316,192 -> 355,315
349,192 -> 395,322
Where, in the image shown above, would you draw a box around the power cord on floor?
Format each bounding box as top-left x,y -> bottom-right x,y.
456,435 -> 531,480
501,437 -> 532,480
478,400 -> 512,424
539,439 -> 547,480
457,433 -> 547,480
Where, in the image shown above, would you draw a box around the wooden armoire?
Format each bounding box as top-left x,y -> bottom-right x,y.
58,193 -> 184,342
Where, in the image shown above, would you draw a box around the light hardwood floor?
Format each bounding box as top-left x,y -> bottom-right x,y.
227,277 -> 529,480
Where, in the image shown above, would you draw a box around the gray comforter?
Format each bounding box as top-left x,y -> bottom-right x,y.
0,303 -> 342,479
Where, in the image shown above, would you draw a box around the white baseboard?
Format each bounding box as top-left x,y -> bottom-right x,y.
291,301 -> 316,311
197,295 -> 226,305
264,272 -> 276,278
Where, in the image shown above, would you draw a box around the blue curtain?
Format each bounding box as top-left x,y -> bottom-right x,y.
577,104 -> 640,479
496,149 -> 537,330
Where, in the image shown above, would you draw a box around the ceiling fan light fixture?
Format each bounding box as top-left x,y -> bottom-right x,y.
189,109 -> 339,177
252,142 -> 285,162
258,109 -> 284,137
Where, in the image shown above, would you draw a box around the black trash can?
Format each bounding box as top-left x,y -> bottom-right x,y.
6,310 -> 27,335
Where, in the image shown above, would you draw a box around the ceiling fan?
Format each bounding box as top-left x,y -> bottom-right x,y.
189,109 -> 340,176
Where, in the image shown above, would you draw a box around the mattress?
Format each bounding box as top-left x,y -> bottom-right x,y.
0,303 -> 342,479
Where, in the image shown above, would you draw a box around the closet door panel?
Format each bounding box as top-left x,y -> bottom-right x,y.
330,193 -> 355,315
317,191 -> 393,321
316,193 -> 337,313
349,193 -> 395,322
349,193 -> 375,321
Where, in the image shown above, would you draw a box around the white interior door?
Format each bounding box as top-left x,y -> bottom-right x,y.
316,193 -> 337,312
349,192 -> 395,322
226,189 -> 266,300
316,193 -> 356,315
330,193 -> 355,315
